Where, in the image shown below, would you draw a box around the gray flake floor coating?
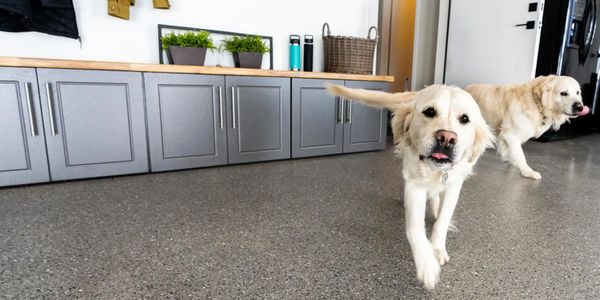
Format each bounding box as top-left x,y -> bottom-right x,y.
1,135 -> 599,299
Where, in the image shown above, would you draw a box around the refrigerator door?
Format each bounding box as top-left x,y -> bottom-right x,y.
561,0 -> 600,115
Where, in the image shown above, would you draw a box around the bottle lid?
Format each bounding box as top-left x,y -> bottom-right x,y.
290,35 -> 300,43
304,34 -> 314,43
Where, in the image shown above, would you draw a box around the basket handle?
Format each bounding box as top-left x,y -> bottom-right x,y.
367,26 -> 378,41
322,23 -> 331,37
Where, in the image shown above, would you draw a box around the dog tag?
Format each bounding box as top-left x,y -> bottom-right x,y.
441,171 -> 448,184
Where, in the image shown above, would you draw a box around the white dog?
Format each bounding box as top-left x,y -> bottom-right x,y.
466,75 -> 590,180
327,84 -> 494,289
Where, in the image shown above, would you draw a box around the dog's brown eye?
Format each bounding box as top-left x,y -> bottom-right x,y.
459,114 -> 470,124
560,91 -> 568,96
577,90 -> 580,95
422,107 -> 436,118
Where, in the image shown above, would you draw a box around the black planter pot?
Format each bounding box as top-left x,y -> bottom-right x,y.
167,46 -> 207,66
233,52 -> 263,69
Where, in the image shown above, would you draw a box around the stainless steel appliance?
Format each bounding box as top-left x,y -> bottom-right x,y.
536,0 -> 600,138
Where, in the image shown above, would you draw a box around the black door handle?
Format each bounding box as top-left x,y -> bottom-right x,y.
516,20 -> 536,29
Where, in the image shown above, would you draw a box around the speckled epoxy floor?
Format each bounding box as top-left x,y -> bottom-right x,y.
1,134 -> 599,299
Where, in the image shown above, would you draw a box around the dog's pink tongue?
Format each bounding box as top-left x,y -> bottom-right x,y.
431,153 -> 449,160
578,105 -> 590,116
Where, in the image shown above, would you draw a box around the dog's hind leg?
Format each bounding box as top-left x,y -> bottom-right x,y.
429,195 -> 440,220
502,133 -> 542,180
429,194 -> 441,219
496,136 -> 510,162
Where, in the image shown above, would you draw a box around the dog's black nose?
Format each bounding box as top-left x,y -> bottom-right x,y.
436,130 -> 457,148
573,102 -> 584,112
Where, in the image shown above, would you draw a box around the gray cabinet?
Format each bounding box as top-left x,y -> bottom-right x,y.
226,76 -> 291,164
342,80 -> 389,153
37,69 -> 148,181
0,65 -> 389,187
0,67 -> 50,186
144,73 -> 227,171
291,79 -> 388,158
291,79 -> 344,158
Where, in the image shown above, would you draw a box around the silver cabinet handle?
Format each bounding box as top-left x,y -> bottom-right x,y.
24,82 -> 36,137
218,86 -> 224,129
340,97 -> 345,124
45,82 -> 57,136
231,86 -> 237,129
335,96 -> 341,123
347,99 -> 352,124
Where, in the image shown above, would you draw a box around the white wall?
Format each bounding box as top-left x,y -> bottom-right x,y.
411,0 -> 439,90
0,0 -> 378,71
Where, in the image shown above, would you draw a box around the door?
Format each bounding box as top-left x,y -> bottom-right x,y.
560,0 -> 600,115
226,76 -> 291,164
343,80 -> 389,153
291,79 -> 344,158
144,73 -> 227,171
37,69 -> 148,181
440,0 -> 545,86
0,67 -> 50,186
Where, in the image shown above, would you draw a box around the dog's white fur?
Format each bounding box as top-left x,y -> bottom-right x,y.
327,84 -> 494,289
466,75 -> 586,180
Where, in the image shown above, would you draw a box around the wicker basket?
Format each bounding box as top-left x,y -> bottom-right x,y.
322,23 -> 378,74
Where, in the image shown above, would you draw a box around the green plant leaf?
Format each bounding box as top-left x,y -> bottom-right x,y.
223,35 -> 270,54
161,31 -> 216,50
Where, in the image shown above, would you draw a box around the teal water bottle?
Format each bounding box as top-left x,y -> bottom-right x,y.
289,35 -> 301,71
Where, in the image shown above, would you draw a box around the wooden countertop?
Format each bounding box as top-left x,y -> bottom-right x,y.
0,57 -> 394,82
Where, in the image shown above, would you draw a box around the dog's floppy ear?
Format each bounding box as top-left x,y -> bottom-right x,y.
468,122 -> 495,163
532,75 -> 554,92
532,75 -> 558,108
532,75 -> 566,130
391,106 -> 413,144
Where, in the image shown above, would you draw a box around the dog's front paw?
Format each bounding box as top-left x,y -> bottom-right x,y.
415,253 -> 441,290
433,247 -> 449,266
521,169 -> 542,180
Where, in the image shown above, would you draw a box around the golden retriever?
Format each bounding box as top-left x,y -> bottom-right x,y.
327,84 -> 494,290
466,75 -> 590,180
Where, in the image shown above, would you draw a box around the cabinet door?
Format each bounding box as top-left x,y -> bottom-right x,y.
144,73 -> 227,171
37,69 -> 148,181
0,67 -> 50,186
291,78 -> 344,158
226,76 -> 291,164
342,80 -> 389,153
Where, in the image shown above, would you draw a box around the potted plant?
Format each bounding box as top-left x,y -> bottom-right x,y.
161,31 -> 216,66
223,35 -> 270,69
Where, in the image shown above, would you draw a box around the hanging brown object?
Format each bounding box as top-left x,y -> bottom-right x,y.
108,0 -> 135,20
153,0 -> 171,9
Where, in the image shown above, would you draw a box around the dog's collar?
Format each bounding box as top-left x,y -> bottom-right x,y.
533,94 -> 549,126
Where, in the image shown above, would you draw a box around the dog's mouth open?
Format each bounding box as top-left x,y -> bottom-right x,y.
420,146 -> 454,166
